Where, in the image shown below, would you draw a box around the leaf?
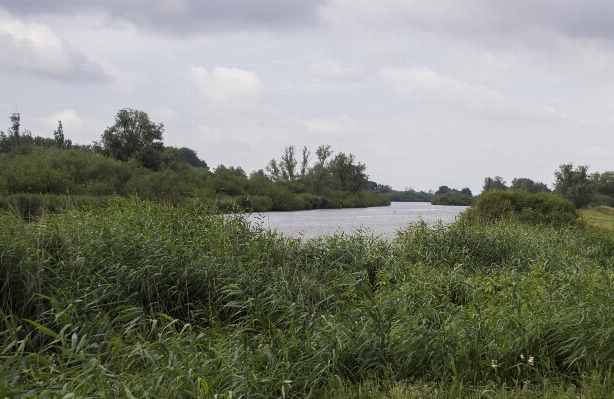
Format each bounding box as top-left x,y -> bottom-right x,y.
24,319 -> 58,339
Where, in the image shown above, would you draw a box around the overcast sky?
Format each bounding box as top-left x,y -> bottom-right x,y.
1,0 -> 613,193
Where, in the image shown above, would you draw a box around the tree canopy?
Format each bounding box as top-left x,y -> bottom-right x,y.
554,163 -> 594,208
98,109 -> 165,171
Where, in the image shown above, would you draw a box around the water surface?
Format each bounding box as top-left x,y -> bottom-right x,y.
248,202 -> 467,240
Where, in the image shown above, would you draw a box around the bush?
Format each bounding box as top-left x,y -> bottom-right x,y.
430,191 -> 473,206
461,190 -> 581,228
0,194 -> 123,218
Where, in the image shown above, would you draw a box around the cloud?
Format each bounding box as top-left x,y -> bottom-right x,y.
0,15 -> 110,82
27,109 -> 96,143
308,60 -> 363,82
304,114 -> 355,136
98,61 -> 146,95
0,0 -> 329,35
322,1 -> 614,41
378,67 -> 564,122
189,66 -> 265,105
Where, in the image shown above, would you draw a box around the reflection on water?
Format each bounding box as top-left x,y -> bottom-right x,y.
247,202 -> 468,240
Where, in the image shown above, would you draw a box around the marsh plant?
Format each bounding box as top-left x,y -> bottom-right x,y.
2,199 -> 614,397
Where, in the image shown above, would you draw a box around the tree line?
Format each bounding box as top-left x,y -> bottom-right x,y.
374,165 -> 610,209
0,109 -> 389,213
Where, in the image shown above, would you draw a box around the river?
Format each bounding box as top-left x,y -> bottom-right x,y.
247,201 -> 468,240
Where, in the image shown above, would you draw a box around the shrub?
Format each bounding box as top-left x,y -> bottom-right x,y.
430,191 -> 473,206
461,190 -> 580,228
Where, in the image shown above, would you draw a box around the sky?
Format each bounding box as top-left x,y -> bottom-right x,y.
1,0 -> 613,194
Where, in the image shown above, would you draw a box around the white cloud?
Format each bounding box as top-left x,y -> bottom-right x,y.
98,61 -> 146,95
378,67 -> 564,122
0,14 -> 109,82
308,59 -> 363,82
304,114 -> 355,136
189,66 -> 265,104
25,109 -> 105,144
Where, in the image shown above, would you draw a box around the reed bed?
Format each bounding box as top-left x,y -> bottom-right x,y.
2,199 -> 614,397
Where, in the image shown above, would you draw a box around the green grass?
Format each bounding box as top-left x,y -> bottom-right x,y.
581,206 -> 614,232
2,200 -> 614,397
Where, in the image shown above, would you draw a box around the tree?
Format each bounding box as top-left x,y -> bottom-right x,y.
8,113 -> 20,145
300,146 -> 310,178
315,145 -> 332,165
510,178 -> 550,194
53,120 -> 72,149
265,159 -> 281,181
482,176 -> 507,193
553,163 -> 594,208
591,171 -> 614,197
280,145 -> 298,181
435,186 -> 451,195
460,187 -> 473,196
176,147 -> 208,169
98,109 -> 165,171
329,152 -> 368,193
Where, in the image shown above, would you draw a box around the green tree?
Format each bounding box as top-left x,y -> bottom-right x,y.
329,152 -> 368,193
53,120 -> 72,149
460,187 -> 473,196
435,186 -> 451,195
300,146 -> 310,178
591,171 -> 614,197
482,176 -> 507,193
265,158 -> 281,181
98,109 -> 165,171
280,145 -> 298,181
553,163 -> 594,208
510,178 -> 550,194
176,147 -> 208,169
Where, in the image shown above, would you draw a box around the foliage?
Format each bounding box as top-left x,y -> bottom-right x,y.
0,112 -> 388,212
461,190 -> 581,228
510,178 -> 551,193
386,188 -> 434,202
176,146 -> 208,169
431,191 -> 473,206
579,206 -> 614,232
0,194 -> 121,218
553,163 -> 594,208
97,108 -> 165,171
267,145 -> 369,195
2,201 -> 614,396
482,176 -> 508,193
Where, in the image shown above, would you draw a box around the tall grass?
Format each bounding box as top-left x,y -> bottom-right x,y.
2,199 -> 614,397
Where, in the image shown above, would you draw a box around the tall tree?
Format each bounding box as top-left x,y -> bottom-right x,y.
280,145 -> 298,181
176,147 -> 208,169
330,152 -> 368,193
265,158 -> 281,181
98,109 -> 165,171
53,120 -> 71,149
300,146 -> 310,178
315,144 -> 332,165
554,163 -> 594,208
510,178 -> 550,194
9,113 -> 19,138
482,176 -> 507,193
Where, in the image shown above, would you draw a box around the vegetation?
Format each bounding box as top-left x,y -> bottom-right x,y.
384,188 -> 434,203
0,111 -> 389,213
553,163 -> 593,208
481,164 -> 614,210
2,193 -> 614,397
431,191 -> 473,206
430,186 -> 473,206
462,190 -> 581,228
579,206 -> 614,232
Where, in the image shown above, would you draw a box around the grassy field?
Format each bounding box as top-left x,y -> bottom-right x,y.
581,206 -> 614,231
2,199 -> 614,397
